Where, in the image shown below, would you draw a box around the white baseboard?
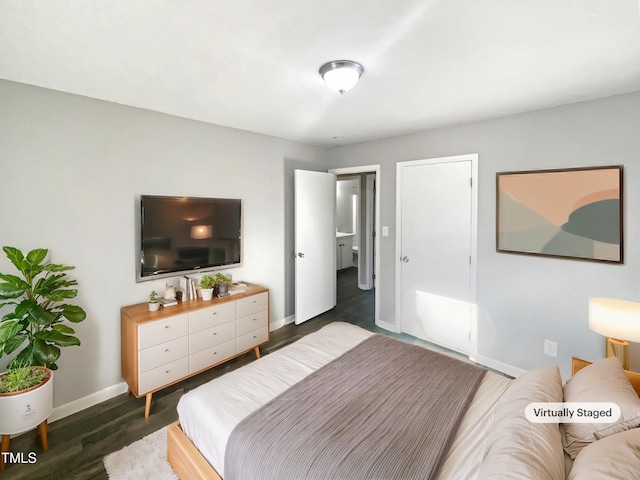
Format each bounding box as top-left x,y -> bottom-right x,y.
270,315 -> 295,332
49,381 -> 129,423
471,354 -> 527,378
376,318 -> 400,333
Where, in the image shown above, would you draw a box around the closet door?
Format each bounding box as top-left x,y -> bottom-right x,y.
397,155 -> 477,355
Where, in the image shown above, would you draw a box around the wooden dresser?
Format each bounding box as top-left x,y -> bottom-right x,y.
121,284 -> 269,417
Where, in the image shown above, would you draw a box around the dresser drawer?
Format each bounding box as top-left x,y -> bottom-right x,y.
189,302 -> 236,333
236,310 -> 269,336
189,339 -> 236,374
235,292 -> 268,318
138,357 -> 189,395
236,326 -> 269,353
138,336 -> 188,374
138,314 -> 188,350
189,321 -> 235,354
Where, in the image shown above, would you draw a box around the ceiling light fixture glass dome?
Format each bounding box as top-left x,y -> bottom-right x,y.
319,60 -> 364,95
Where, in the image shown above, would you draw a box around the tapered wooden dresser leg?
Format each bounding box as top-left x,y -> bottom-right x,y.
145,392 -> 153,418
254,346 -> 261,359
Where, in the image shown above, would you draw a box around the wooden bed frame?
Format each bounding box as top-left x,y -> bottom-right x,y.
167,421 -> 222,480
571,357 -> 640,397
166,359 -> 640,480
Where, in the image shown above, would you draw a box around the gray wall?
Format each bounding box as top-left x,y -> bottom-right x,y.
0,80 -> 326,407
2,76 -> 638,411
326,92 -> 640,378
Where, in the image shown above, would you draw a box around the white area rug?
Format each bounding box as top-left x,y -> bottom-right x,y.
103,426 -> 178,479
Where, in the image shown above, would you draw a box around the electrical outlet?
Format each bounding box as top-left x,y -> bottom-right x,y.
544,339 -> 558,357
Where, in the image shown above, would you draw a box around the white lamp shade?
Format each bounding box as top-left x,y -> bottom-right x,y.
190,225 -> 212,239
588,297 -> 640,343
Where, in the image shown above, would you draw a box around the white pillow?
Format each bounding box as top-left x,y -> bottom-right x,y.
562,357 -> 640,459
568,428 -> 640,479
477,366 -> 565,480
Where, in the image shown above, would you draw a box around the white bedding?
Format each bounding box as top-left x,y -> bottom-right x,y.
177,322 -> 512,479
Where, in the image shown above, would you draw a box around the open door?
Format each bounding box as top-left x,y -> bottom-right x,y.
294,170 -> 337,324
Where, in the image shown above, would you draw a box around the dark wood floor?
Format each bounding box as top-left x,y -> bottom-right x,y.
4,268 -> 375,479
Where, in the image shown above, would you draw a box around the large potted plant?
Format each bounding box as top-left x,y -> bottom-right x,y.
0,246 -> 86,440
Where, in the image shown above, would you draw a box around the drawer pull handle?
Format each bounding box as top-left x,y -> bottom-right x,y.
212,312 -> 218,315
164,326 -> 169,329
213,352 -> 217,355
253,335 -> 257,339
165,349 -> 169,352
252,300 -> 257,303
165,370 -> 170,374
213,332 -> 217,335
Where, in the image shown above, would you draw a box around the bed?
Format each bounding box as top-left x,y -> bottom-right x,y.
167,322 -> 640,480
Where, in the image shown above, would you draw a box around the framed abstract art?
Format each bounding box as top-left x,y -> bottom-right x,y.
496,166 -> 623,263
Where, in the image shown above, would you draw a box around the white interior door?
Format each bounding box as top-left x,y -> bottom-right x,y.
397,156 -> 477,355
295,170 -> 336,324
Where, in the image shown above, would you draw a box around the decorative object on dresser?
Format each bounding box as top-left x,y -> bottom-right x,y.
213,272 -> 231,297
198,274 -> 216,301
148,291 -> 160,311
121,284 -> 269,418
588,297 -> 640,370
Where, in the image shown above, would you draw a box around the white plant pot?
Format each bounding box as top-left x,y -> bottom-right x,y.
0,368 -> 53,435
201,288 -> 214,301
149,302 -> 160,311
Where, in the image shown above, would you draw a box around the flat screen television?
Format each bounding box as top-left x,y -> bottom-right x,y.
137,195 -> 242,281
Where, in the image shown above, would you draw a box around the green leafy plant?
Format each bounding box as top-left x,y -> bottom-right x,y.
149,291 -> 158,303
213,273 -> 230,285
0,247 -> 86,370
199,274 -> 216,290
0,363 -> 47,394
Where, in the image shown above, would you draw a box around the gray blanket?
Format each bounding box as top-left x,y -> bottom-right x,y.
225,333 -> 486,480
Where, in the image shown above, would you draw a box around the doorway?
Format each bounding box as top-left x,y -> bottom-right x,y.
330,165 -> 380,329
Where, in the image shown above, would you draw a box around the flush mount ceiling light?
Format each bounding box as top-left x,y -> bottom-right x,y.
319,60 -> 364,95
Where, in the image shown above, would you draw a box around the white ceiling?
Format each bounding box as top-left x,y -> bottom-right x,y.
1,0 -> 640,147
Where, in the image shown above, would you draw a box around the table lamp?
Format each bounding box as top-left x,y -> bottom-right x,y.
588,297 -> 640,370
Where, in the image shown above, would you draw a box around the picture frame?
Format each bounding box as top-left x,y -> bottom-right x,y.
496,166 -> 623,263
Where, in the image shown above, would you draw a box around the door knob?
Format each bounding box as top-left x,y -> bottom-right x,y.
297,252 -> 305,258
401,256 -> 409,263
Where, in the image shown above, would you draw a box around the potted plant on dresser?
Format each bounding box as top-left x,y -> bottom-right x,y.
199,274 -> 216,301
213,272 -> 231,296
0,246 -> 86,471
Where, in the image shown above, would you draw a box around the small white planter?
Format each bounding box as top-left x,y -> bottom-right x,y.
201,288 -> 214,301
0,367 -> 53,435
148,302 -> 160,311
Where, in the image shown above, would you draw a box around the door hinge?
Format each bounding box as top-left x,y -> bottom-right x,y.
470,177 -> 473,187
372,273 -> 376,280
372,231 -> 376,238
